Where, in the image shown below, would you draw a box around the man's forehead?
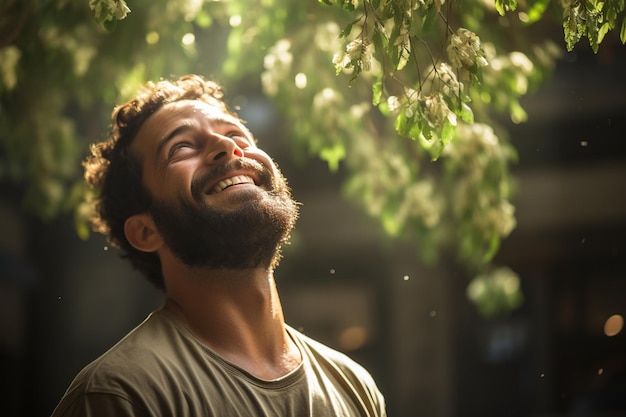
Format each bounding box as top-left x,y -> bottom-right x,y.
165,100 -> 242,125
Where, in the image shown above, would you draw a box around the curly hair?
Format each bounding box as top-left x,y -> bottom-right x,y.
83,74 -> 238,291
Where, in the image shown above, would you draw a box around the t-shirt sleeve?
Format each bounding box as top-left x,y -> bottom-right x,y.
335,357 -> 387,417
292,329 -> 388,417
51,392 -> 145,417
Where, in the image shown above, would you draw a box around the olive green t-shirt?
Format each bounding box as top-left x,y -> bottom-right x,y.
51,309 -> 386,417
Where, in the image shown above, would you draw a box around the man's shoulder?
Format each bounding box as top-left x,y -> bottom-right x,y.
70,310 -> 182,393
288,326 -> 376,384
288,326 -> 387,416
51,311 -> 181,416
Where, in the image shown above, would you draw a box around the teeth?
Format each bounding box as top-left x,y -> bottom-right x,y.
212,175 -> 254,193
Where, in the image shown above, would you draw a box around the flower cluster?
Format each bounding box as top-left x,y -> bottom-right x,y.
89,0 -> 130,22
444,123 -> 517,257
422,93 -> 456,129
447,28 -> 488,70
261,39 -> 293,96
400,180 -> 442,229
333,38 -> 373,75
444,122 -> 500,164
435,63 -> 463,98
467,267 -> 523,317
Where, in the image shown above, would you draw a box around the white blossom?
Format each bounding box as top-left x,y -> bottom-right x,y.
261,39 -> 293,96
424,62 -> 464,98
89,0 -> 130,21
333,38 -> 372,73
509,51 -> 534,74
423,93 -> 455,128
490,200 -> 516,236
403,180 -> 442,228
447,28 -> 488,69
387,96 -> 400,112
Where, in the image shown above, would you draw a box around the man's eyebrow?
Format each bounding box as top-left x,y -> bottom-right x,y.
211,117 -> 250,132
155,124 -> 192,158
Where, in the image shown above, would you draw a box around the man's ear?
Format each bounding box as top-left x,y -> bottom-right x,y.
124,213 -> 163,252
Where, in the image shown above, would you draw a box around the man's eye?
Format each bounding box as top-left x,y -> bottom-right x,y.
168,142 -> 195,157
227,132 -> 245,139
227,132 -> 252,147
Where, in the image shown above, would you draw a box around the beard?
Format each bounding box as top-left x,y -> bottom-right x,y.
149,158 -> 299,270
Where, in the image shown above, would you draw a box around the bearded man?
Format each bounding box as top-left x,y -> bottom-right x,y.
50,74 -> 386,417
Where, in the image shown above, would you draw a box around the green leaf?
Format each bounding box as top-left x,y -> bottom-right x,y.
320,143 -> 346,171
340,19 -> 358,38
408,119 -> 422,139
75,220 -> 90,240
621,17 -> 626,43
378,101 -> 390,116
459,103 -> 474,123
395,111 -> 409,136
429,141 -> 444,161
195,11 -> 213,28
381,212 -> 402,236
372,78 -> 383,106
526,0 -> 551,24
483,234 -> 501,263
440,119 -> 455,147
421,5 -> 439,34
495,0 -> 506,15
510,100 -> 528,123
495,0 -> 519,15
598,22 -> 611,45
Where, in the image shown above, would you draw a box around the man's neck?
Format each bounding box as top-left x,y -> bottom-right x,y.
163,266 -> 301,380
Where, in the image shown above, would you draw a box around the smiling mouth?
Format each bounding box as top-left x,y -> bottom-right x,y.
210,175 -> 255,194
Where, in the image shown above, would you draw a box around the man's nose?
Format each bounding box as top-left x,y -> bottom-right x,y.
207,136 -> 244,162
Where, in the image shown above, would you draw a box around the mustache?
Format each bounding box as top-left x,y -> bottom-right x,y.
190,158 -> 273,198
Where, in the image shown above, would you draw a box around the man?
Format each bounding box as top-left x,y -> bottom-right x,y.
51,74 -> 386,416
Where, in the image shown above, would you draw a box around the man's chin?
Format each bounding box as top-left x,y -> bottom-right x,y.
151,180 -> 298,271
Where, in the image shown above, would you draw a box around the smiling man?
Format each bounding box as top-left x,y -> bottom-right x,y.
50,75 -> 386,417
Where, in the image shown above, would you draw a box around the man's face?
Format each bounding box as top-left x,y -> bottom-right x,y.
130,99 -> 298,269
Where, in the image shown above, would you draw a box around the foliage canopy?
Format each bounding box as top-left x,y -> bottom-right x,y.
1,0 -> 624,316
